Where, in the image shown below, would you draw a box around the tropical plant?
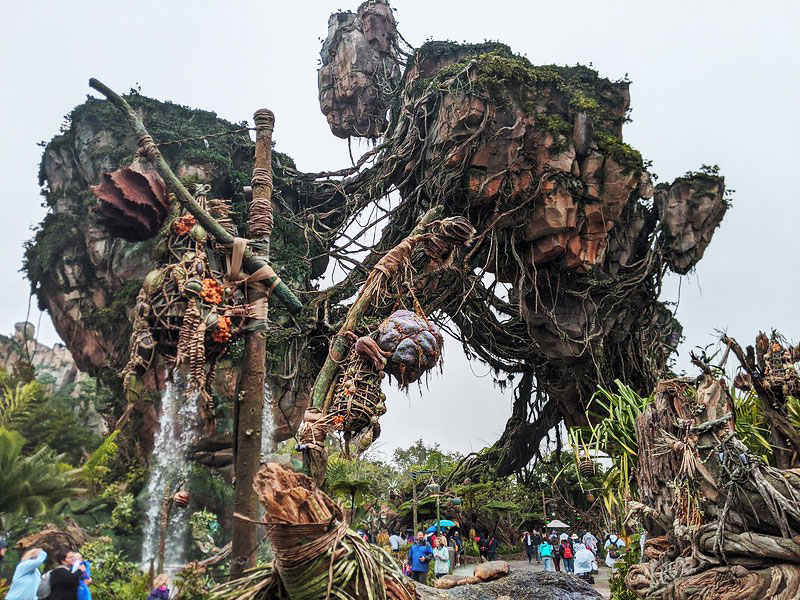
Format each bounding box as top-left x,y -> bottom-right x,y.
0,378 -> 40,429
80,536 -> 150,600
573,380 -> 651,520
0,428 -> 85,530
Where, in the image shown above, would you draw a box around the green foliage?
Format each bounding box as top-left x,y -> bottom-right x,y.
574,381 -> 651,521
609,534 -> 641,600
0,427 -> 85,530
110,493 -> 136,533
174,566 -> 214,600
0,378 -> 40,429
82,430 -> 120,491
81,536 -> 150,600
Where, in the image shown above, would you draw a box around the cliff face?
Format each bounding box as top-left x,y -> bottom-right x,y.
24,94 -> 328,442
0,321 -> 87,393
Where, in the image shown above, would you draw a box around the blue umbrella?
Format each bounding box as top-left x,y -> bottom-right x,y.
425,520 -> 456,533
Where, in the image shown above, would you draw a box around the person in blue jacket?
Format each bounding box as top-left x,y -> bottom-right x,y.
407,531 -> 433,584
70,552 -> 92,600
5,547 -> 47,600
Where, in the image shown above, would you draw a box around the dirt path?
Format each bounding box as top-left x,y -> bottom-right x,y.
451,559 -> 611,599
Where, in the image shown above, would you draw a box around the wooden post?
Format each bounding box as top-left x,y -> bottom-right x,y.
230,109 -> 274,577
412,479 -> 418,535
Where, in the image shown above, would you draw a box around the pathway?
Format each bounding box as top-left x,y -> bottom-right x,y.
451,559 -> 611,599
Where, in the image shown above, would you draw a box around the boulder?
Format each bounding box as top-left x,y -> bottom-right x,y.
415,570 -> 603,600
434,575 -> 464,589
473,560 -> 510,582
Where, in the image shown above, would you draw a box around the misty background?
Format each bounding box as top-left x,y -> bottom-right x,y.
1,0 -> 798,458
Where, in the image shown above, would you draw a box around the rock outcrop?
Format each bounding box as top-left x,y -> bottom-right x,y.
419,570 -> 602,600
318,0 -> 400,138
0,321 -> 87,393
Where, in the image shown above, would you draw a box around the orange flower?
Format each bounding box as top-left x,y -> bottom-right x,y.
201,278 -> 224,304
211,315 -> 232,343
173,214 -> 196,236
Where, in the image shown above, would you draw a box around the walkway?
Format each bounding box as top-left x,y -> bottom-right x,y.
451,559 -> 611,599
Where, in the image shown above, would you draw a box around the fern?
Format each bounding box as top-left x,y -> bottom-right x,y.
0,380 -> 41,429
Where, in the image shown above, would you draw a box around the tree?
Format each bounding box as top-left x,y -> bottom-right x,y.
0,428 -> 85,531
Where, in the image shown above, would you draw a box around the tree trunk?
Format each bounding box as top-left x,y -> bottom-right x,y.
627,376 -> 800,599
230,109 -> 274,577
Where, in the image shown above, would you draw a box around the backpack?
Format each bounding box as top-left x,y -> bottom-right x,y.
37,569 -> 53,599
562,543 -> 573,559
608,536 -> 621,559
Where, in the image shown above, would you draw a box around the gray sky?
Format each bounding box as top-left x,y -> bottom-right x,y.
1,0 -> 798,457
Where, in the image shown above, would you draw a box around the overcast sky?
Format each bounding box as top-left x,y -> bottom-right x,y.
1,0 -> 798,457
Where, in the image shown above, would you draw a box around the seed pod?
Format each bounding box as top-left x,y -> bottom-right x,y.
184,279 -> 203,296
190,224 -> 207,243
143,269 -> 164,294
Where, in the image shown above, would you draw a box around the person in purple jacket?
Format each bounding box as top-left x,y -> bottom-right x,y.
146,574 -> 170,600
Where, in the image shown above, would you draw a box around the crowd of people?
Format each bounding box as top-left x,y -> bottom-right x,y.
386,524 -> 627,587
521,528 -> 627,585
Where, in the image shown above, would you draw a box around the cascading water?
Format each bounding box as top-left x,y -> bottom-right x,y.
261,379 -> 275,455
140,378 -> 200,574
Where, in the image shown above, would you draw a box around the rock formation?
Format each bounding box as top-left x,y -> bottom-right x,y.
24,1 -> 730,483
0,321 -> 87,393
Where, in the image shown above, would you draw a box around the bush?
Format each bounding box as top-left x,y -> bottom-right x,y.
81,536 -> 149,600
609,534 -> 640,600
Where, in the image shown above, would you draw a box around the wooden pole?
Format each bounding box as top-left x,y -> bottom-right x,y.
230,109 -> 274,577
412,480 -> 418,535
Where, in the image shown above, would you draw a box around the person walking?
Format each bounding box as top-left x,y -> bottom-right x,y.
521,531 -> 534,564
48,550 -> 84,600
573,542 -> 595,584
407,531 -> 433,584
604,533 -> 625,569
432,537 -> 450,579
560,536 -> 574,573
451,531 -> 463,567
538,537 -> 554,572
531,529 -> 542,563
146,574 -> 170,600
550,536 -> 562,572
69,552 -> 92,600
5,548 -> 46,600
389,531 -> 402,556
485,535 -> 498,561
582,531 -> 598,555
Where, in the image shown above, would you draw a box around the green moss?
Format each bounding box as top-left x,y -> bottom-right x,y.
594,130 -> 644,174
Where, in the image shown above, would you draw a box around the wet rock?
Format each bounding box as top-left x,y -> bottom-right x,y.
416,570 -> 603,599
573,112 -> 593,158
474,561 -> 510,582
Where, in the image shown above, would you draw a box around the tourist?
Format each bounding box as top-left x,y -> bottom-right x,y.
477,533 -> 487,562
573,542 -> 595,584
560,536 -> 574,573
70,552 -> 92,600
432,536 -> 450,578
451,530 -> 463,567
531,529 -> 542,562
521,531 -> 534,564
389,531 -> 402,555
538,537 -> 553,572
407,531 -> 433,584
550,536 -> 562,572
146,574 -> 170,600
485,534 -> 498,561
48,550 -> 84,600
582,530 -> 598,555
604,532 -> 626,569
5,548 -> 47,600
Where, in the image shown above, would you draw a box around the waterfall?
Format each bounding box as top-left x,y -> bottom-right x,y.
140,378 -> 200,574
261,379 -> 275,455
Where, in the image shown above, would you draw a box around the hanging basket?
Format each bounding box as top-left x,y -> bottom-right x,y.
579,457 -> 596,478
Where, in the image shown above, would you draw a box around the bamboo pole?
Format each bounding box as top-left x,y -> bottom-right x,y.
87,79 -> 302,315
231,109 -> 274,577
